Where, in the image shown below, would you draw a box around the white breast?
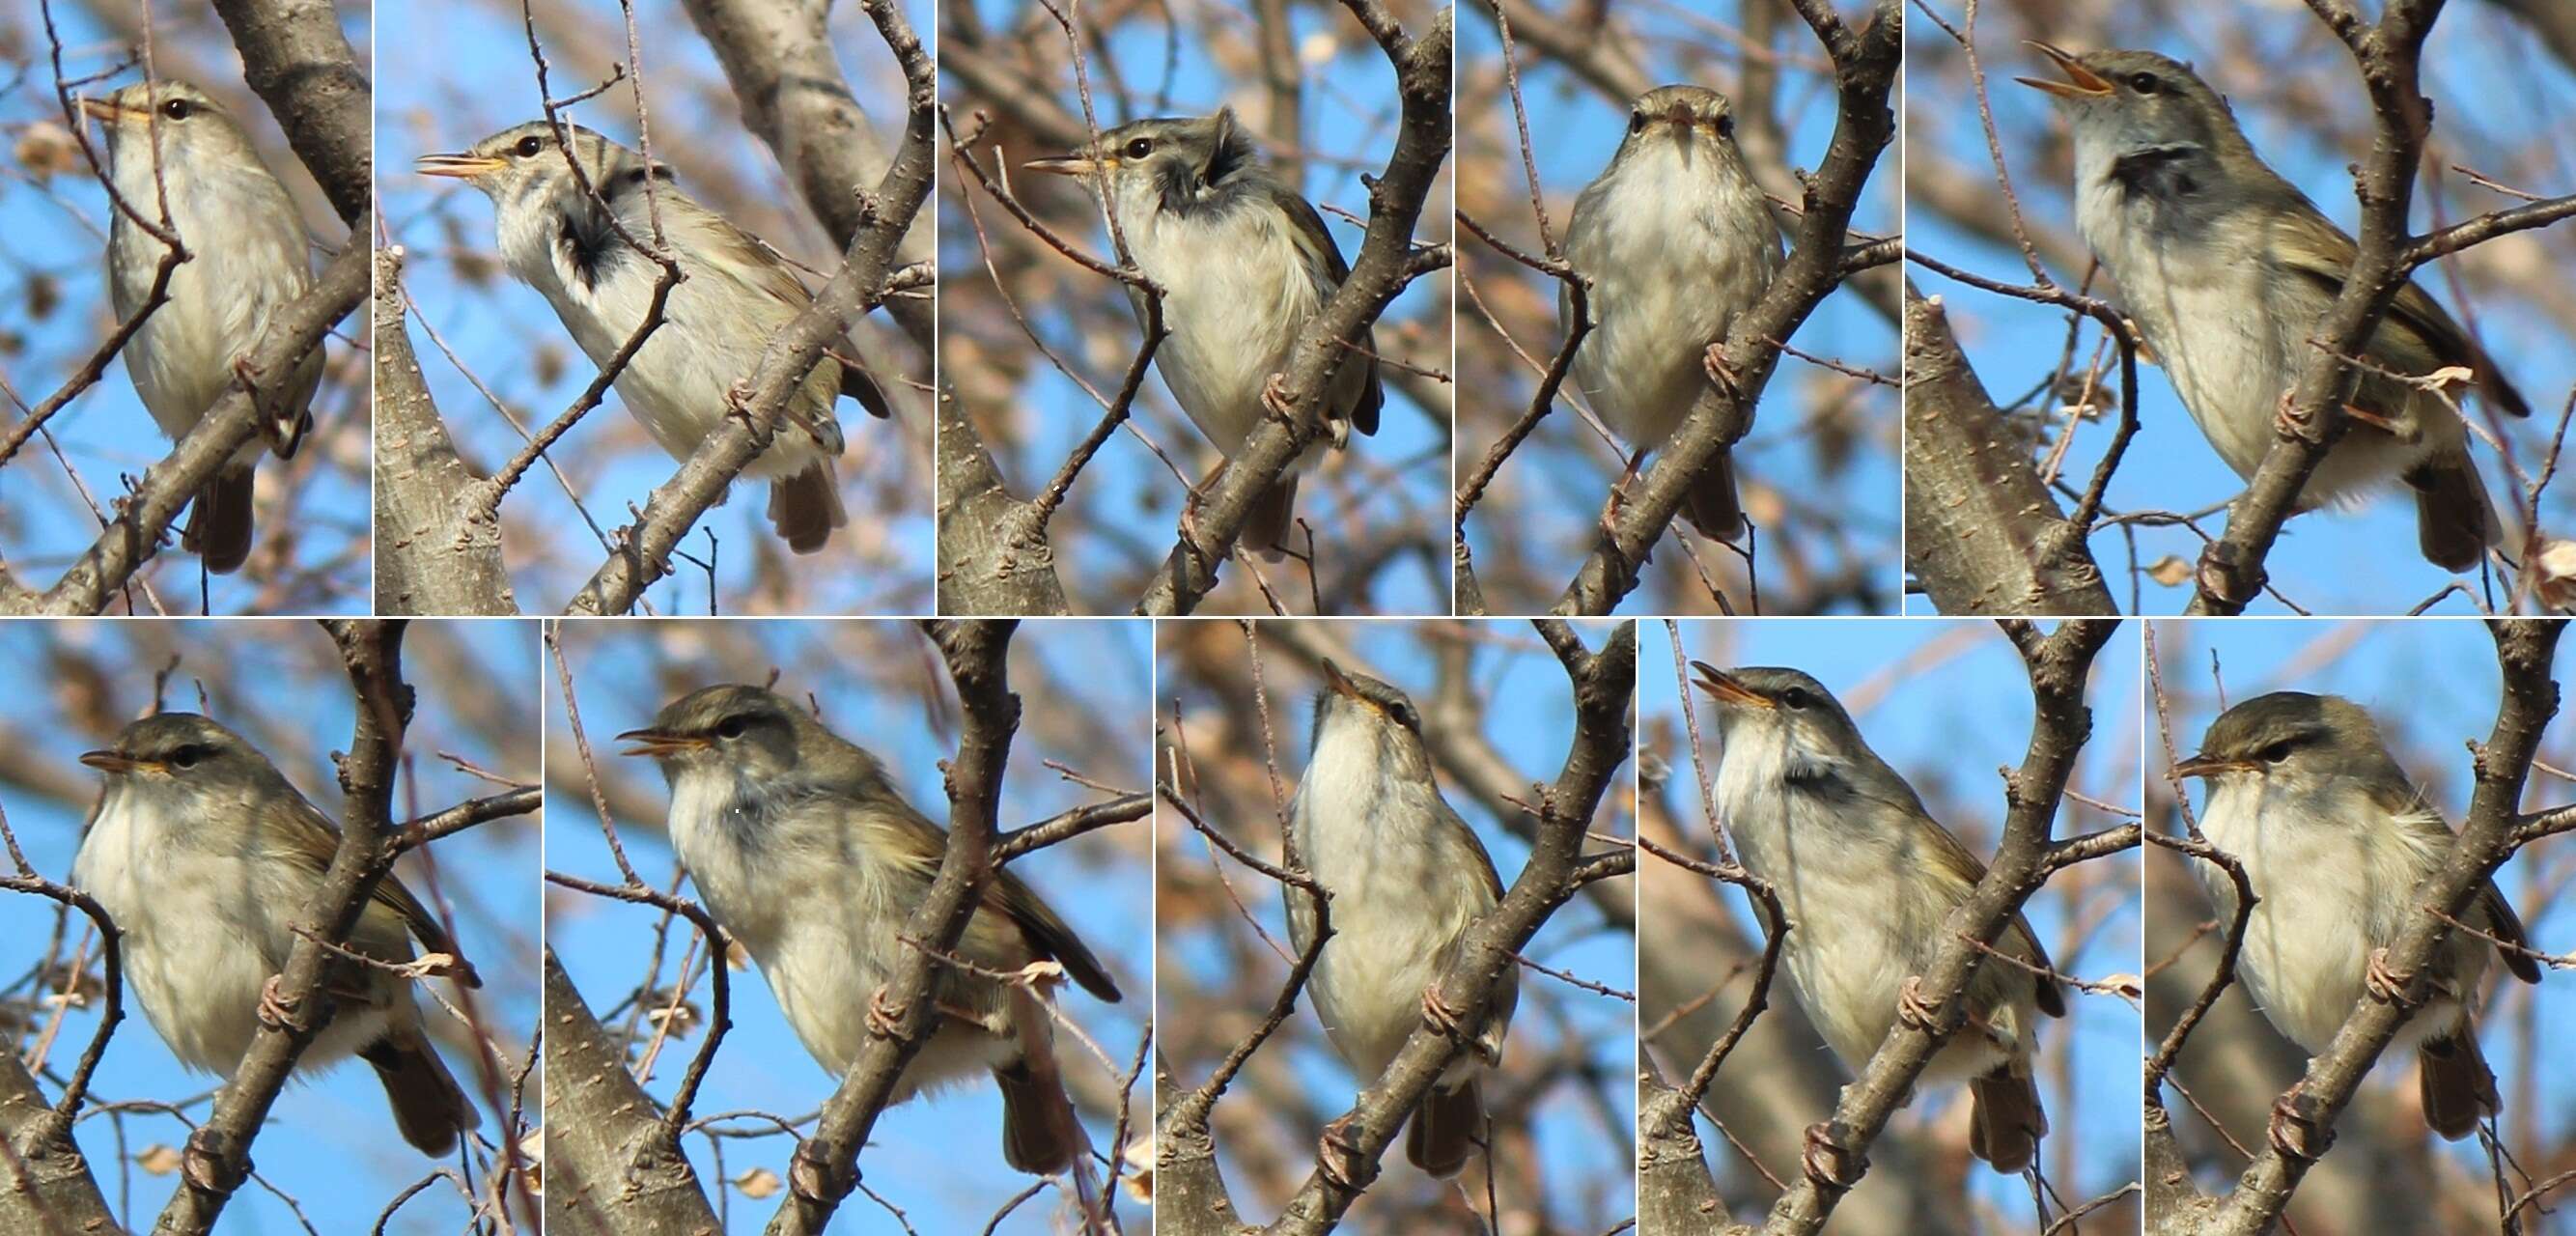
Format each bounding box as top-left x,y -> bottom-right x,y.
1564,143 -> 1779,447
1116,193 -> 1334,459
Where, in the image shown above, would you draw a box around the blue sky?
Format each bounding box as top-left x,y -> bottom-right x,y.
2149,618 -> 2575,1177
1905,5 -> 2576,614
940,0 -> 1452,614
379,0 -> 936,615
0,3 -> 372,614
1456,2 -> 1902,613
546,619 -> 1151,1234
1642,618 -> 2147,1221
1155,618 -> 1636,1230
0,619 -> 541,1234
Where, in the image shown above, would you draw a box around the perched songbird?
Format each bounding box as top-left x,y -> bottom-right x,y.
1697,664 -> 2064,1175
2176,692 -> 2540,1142
619,685 -> 1121,1174
2023,45 -> 2530,572
1285,661 -> 1515,1178
1027,109 -> 1383,557
419,124 -> 892,553
86,79 -> 322,575
73,714 -> 481,1155
1563,85 -> 1783,542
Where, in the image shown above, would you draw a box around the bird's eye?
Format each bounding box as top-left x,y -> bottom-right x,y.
167,744 -> 206,770
1780,688 -> 1813,710
1628,111 -> 1646,135
159,98 -> 193,121
2258,740 -> 2294,765
2127,71 -> 2160,95
1394,704 -> 1420,730
1124,137 -> 1153,159
514,135 -> 544,158
1715,113 -> 1735,138
714,716 -> 749,740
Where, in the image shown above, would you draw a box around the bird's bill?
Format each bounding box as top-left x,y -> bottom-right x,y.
2016,41 -> 2114,99
77,749 -> 149,773
77,97 -> 143,126
2170,753 -> 2252,779
614,728 -> 708,758
1023,153 -> 1102,178
416,153 -> 505,180
1319,659 -> 1363,701
1691,663 -> 1772,710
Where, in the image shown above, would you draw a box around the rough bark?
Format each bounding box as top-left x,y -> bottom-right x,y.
373,249 -> 519,615
541,949 -> 721,1236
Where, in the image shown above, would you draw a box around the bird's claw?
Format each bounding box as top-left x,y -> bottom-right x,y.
865,985 -> 905,1039
256,974 -> 302,1032
1895,975 -> 1943,1033
2365,947 -> 2416,1006
1261,373 -> 1298,425
2266,1083 -> 2334,1162
1316,1113 -> 1376,1192
1801,1121 -> 1867,1191
1702,343 -> 1745,401
1421,986 -> 1465,1041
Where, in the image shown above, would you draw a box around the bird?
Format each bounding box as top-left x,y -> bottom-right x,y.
2023,44 -> 2530,573
618,685 -> 1121,1174
2175,691 -> 2540,1143
1563,85 -> 1784,542
1285,660 -> 1515,1178
1026,108 -> 1383,558
85,79 -> 322,575
72,713 -> 481,1156
1696,663 -> 2063,1175
418,123 -> 893,554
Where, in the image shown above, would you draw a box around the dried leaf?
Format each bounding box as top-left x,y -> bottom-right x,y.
734,1166 -> 781,1199
136,1144 -> 182,1176
1120,1134 -> 1154,1204
2534,539 -> 2576,612
14,121 -> 79,182
2145,555 -> 2193,587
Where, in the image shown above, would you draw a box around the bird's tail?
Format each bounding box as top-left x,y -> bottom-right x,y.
2402,449 -> 2499,573
359,1032 -> 480,1157
1968,1065 -> 2048,1174
2419,1023 -> 2501,1140
183,464 -> 257,575
1407,1078 -> 1484,1179
1682,451 -> 1746,543
1244,474 -> 1299,561
767,462 -> 847,554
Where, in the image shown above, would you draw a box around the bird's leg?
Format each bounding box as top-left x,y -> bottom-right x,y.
1702,343 -> 1745,402
256,974 -> 305,1033
1801,1120 -> 1867,1191
2338,403 -> 2405,437
1179,463 -> 1223,551
182,1125 -> 250,1196
1895,975 -> 1946,1033
2266,1080 -> 2334,1161
2365,947 -> 2419,1007
1600,448 -> 1647,534
1421,984 -> 1466,1041
864,983 -> 907,1039
1261,372 -> 1300,428
789,1135 -> 853,1204
1316,1112 -> 1377,1192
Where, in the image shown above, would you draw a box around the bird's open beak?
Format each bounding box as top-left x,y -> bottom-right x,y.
2016,41 -> 2114,99
78,750 -> 147,772
1023,152 -> 1102,178
1690,662 -> 1772,710
1319,659 -> 1363,701
416,152 -> 504,180
615,728 -> 707,758
77,98 -> 139,126
2171,752 -> 2251,779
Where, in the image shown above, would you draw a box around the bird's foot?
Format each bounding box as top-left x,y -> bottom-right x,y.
2267,1082 -> 2334,1162
864,984 -> 906,1039
1702,343 -> 1745,401
789,1135 -> 852,1204
1801,1120 -> 1867,1191
2338,402 -> 2406,438
256,974 -> 304,1033
1895,974 -> 1944,1033
1317,1112 -> 1376,1192
2272,389 -> 2311,441
1421,985 -> 1466,1041
2365,947 -> 2418,1007
1261,372 -> 1299,426
182,1124 -> 249,1196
